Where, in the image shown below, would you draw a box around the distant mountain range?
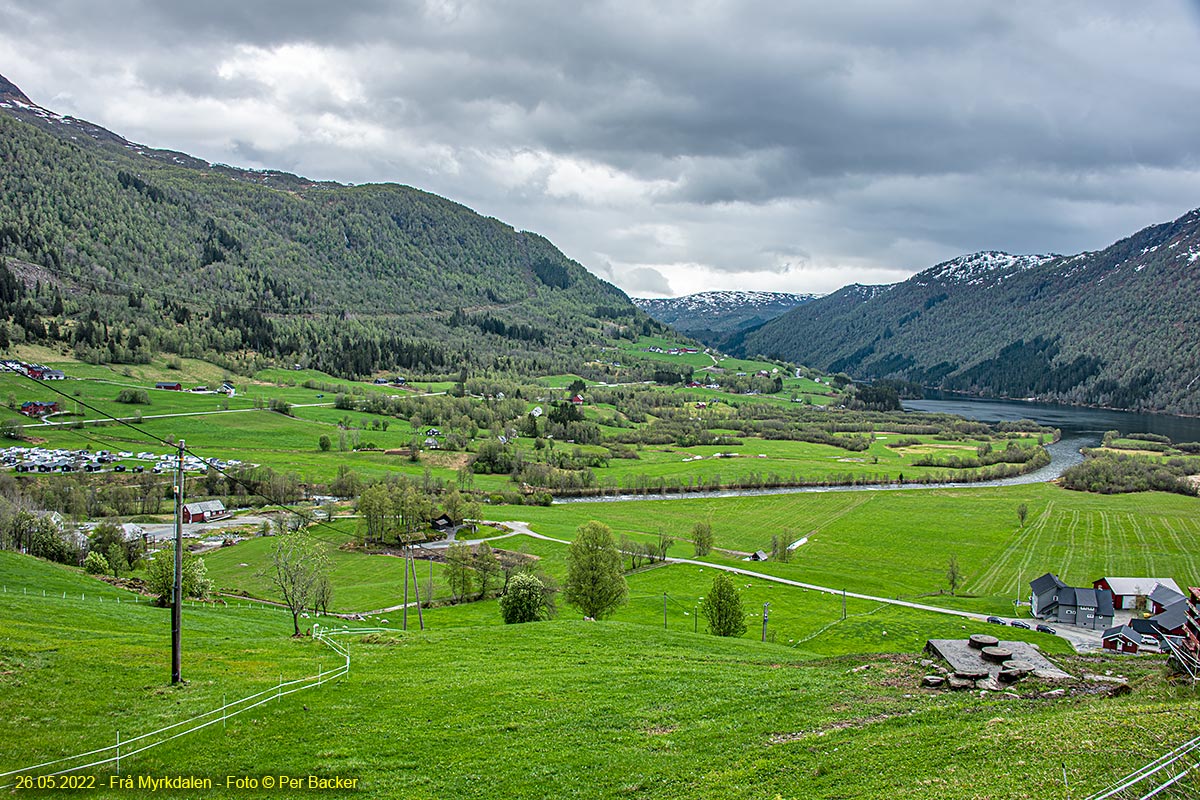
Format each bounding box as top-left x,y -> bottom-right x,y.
735,211 -> 1200,415
634,291 -> 817,345
0,73 -> 658,378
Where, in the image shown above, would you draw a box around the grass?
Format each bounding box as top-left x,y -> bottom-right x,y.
513,482 -> 1200,615
0,551 -> 1196,799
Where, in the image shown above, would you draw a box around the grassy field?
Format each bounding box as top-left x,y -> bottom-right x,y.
513,483 -> 1200,615
198,521 -> 1073,657
0,551 -> 1196,799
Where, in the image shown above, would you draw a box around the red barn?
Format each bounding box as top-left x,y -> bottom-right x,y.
182,500 -> 228,523
1102,624 -> 1141,654
19,401 -> 59,417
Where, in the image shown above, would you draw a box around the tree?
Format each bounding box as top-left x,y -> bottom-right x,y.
264,530 -> 330,636
473,541 -> 502,600
106,543 -> 130,579
692,520 -> 714,557
946,554 -> 962,595
499,572 -> 554,623
1016,503 -> 1029,527
700,573 -> 746,637
146,551 -> 212,607
564,521 -> 627,619
445,541 -> 475,603
357,483 -> 391,545
318,434 -> 332,452
441,487 -> 465,525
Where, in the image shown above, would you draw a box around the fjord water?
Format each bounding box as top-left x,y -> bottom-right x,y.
906,392 -> 1200,443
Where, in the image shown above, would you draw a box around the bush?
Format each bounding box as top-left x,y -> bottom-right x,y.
499,572 -> 552,624
318,434 -> 332,451
115,388 -> 150,405
83,550 -> 109,575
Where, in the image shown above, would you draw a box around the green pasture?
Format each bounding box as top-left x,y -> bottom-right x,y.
0,551 -> 1195,799
512,483 -> 1200,615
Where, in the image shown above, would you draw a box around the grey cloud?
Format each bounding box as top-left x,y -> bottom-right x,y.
2,1 -> 1199,296
620,267 -> 673,297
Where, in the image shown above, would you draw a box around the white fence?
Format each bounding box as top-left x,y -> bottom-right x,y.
1084,734 -> 1200,800
0,624 -> 394,788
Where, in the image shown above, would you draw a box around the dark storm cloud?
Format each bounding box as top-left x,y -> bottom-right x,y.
2,0 -> 1199,295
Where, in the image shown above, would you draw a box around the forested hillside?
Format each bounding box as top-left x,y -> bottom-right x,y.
737,216 -> 1200,414
0,75 -> 658,379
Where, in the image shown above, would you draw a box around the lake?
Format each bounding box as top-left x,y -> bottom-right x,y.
904,393 -> 1200,443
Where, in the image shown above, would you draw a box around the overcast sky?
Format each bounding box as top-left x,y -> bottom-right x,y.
3,1 -> 1200,298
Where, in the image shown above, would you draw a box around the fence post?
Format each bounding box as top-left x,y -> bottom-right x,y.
116,730 -> 120,775
223,694 -> 227,730
278,674 -> 282,704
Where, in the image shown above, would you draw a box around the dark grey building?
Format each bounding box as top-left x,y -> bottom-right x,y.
1029,572 -> 1115,631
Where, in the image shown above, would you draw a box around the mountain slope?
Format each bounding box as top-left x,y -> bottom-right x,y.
0,74 -> 657,378
634,291 -> 817,345
737,214 -> 1200,414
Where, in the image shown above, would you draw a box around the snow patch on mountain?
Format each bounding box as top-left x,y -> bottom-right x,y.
634,290 -> 819,314
913,251 -> 1057,288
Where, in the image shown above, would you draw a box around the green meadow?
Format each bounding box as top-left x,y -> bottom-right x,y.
0,551 -> 1196,800
514,483 -> 1200,615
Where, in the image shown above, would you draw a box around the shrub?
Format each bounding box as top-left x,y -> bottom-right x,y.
115,388 -> 150,405
499,572 -> 552,624
83,550 -> 109,575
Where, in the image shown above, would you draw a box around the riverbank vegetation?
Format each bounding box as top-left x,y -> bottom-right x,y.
1062,430 -> 1200,495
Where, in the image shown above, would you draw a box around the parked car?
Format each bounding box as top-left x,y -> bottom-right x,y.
1009,620 -> 1031,629
1035,624 -> 1057,635
986,616 -> 1004,625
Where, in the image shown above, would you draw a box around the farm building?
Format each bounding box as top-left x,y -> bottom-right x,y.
19,401 -> 59,417
1029,573 -> 1115,631
432,513 -> 455,531
1150,600 -> 1189,638
1148,582 -> 1186,615
155,382 -> 182,391
182,500 -> 228,524
1093,577 -> 1183,611
570,394 -> 584,406
1102,624 -> 1143,654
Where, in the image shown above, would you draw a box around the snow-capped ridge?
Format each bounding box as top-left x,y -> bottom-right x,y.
913,251 -> 1057,288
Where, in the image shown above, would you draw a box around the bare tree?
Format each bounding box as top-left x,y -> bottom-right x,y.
946,554 -> 962,596
265,530 -> 331,636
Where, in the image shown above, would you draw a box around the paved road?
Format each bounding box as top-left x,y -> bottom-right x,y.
141,515 -> 273,542
487,520 -> 1101,653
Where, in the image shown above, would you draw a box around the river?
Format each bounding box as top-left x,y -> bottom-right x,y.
553,396 -> 1200,504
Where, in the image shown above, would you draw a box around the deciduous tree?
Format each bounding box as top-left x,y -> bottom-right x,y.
701,573 -> 746,637
564,521 -> 627,619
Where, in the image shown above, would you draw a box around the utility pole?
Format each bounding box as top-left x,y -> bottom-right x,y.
402,546 -> 409,631
171,439 -> 185,684
663,593 -> 668,629
410,552 -> 424,631
761,602 -> 770,643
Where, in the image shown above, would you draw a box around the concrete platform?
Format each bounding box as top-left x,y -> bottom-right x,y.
926,639 -> 1071,680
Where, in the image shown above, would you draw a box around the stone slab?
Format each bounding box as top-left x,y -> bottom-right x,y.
926,639 -> 1066,681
